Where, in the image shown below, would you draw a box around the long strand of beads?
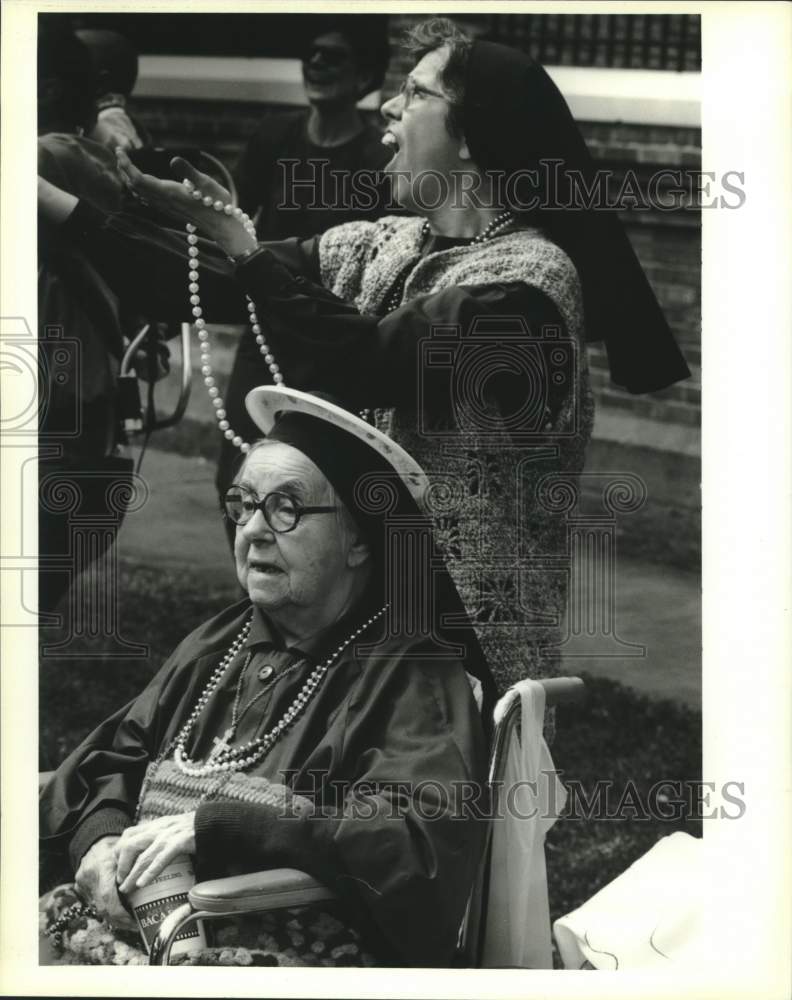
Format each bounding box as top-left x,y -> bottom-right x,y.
172,615 -> 252,743
130,614 -> 254,822
173,604 -> 388,778
130,614 -> 253,813
182,178 -> 284,453
181,187 -> 516,439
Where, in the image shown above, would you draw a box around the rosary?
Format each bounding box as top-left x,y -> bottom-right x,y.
207,648 -> 269,761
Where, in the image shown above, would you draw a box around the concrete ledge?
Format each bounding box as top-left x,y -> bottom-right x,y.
135,56 -> 381,109
547,65 -> 700,127
593,407 -> 700,458
134,56 -> 700,127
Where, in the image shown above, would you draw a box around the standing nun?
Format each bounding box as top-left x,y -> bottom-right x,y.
37,17 -> 690,693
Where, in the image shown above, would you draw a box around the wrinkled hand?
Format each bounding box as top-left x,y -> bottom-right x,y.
115,812 -> 197,895
115,149 -> 256,256
74,836 -> 137,931
91,108 -> 143,151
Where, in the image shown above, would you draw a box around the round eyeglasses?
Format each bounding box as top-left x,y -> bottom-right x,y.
222,487 -> 337,533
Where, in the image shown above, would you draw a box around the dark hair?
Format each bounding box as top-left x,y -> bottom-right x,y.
38,15 -> 98,133
75,29 -> 139,97
403,17 -> 472,138
304,14 -> 391,96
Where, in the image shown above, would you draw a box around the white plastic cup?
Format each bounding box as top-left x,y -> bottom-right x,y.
124,854 -> 207,958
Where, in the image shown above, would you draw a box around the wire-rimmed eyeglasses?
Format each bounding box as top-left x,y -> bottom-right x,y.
397,75 -> 450,109
222,486 -> 337,533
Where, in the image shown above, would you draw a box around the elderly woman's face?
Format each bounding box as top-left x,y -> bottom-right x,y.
233,443 -> 358,620
381,45 -> 464,213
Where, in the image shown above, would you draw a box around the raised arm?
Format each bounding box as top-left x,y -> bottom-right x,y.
234,243 -> 569,416
38,168 -> 319,326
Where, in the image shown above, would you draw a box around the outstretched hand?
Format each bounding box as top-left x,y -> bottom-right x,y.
115,149 -> 257,257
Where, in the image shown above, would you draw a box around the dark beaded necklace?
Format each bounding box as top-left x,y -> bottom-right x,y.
381,211 -> 515,315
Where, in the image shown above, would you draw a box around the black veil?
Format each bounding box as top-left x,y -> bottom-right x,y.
463,40 -> 691,394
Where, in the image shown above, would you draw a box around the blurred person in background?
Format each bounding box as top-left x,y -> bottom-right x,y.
235,14 -> 393,241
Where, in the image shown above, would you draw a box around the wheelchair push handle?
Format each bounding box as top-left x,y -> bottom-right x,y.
119,322 -> 192,433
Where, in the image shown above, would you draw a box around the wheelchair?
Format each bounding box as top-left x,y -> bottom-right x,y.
146,675 -> 586,967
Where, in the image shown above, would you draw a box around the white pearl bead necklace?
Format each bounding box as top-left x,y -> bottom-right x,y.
172,604 -> 389,778
182,177 -> 285,453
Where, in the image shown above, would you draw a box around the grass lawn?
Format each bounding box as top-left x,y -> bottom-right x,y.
40,560 -> 702,947
547,678 -> 701,922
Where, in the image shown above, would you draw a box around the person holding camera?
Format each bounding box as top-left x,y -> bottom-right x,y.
37,17 -> 689,686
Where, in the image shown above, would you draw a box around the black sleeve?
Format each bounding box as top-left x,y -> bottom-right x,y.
39,602 -> 253,872
233,125 -> 274,219
60,200 -> 321,325
236,248 -> 569,418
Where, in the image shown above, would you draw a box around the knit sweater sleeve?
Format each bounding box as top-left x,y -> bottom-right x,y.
233,247 -> 567,417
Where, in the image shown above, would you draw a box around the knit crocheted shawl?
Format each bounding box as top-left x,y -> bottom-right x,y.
319,216 -> 594,690
319,215 -> 583,335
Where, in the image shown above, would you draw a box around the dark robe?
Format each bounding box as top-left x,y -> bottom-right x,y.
40,595 -> 488,967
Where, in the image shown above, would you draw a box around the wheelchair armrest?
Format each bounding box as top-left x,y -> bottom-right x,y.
540,676 -> 587,706
151,869 -> 336,964
188,868 -> 336,915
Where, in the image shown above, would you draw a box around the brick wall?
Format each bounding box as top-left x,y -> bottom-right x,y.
382,12 -> 701,77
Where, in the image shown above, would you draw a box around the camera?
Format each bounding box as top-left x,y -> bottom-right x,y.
417,315 -> 579,444
127,147 -> 202,180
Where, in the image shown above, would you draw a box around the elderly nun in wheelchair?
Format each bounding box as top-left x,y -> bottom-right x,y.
40,387 -> 496,967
